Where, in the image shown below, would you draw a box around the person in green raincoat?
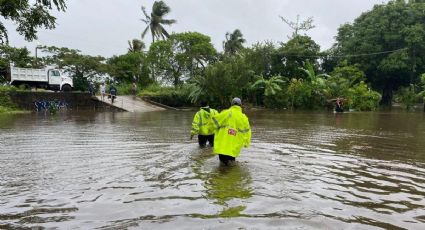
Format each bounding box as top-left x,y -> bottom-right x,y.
212,97 -> 251,165
191,101 -> 219,148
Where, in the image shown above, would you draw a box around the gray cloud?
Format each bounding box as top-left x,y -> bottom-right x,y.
5,0 -> 388,57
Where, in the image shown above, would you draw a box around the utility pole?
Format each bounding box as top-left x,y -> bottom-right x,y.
34,45 -> 41,67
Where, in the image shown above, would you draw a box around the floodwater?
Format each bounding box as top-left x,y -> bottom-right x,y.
0,110 -> 424,229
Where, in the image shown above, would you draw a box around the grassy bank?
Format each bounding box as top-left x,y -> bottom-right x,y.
0,86 -> 25,114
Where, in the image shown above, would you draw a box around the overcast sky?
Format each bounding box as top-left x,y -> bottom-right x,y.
5,0 -> 388,57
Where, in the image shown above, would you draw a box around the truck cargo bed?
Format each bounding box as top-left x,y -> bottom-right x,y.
10,67 -> 48,83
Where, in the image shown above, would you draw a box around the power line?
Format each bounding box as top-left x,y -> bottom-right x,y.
281,47 -> 408,59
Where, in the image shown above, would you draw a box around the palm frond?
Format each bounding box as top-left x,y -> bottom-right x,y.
141,6 -> 151,20
273,84 -> 282,91
251,81 -> 265,88
153,1 -> 171,16
160,19 -> 177,25
128,40 -> 133,52
141,25 -> 150,39
160,26 -> 170,38
299,67 -> 311,78
317,74 -> 330,79
270,76 -> 286,84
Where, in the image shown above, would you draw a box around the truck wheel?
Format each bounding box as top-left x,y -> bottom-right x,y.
62,84 -> 72,92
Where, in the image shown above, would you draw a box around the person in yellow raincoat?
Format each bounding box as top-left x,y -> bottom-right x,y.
191,101 -> 219,148
212,97 -> 251,165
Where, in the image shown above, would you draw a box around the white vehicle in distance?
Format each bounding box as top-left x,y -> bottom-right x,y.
6,65 -> 73,92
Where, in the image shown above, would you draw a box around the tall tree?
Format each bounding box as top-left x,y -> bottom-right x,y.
141,0 -> 176,43
223,29 -> 246,55
279,15 -> 315,38
0,45 -> 33,82
148,32 -> 216,86
242,42 -> 277,77
276,35 -> 320,78
0,0 -> 66,43
108,52 -> 151,86
0,45 -> 32,69
41,46 -> 106,91
189,55 -> 254,107
335,0 -> 425,105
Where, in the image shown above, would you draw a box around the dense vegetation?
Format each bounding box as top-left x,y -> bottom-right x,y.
0,86 -> 20,113
1,0 -> 425,111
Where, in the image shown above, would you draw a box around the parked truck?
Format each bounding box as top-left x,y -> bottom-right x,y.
5,65 -> 73,92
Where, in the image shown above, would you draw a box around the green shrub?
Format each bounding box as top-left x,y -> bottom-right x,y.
263,90 -> 290,109
347,82 -> 381,111
287,78 -> 319,109
115,82 -> 140,95
0,85 -> 17,93
395,85 -> 418,110
140,84 -> 193,107
0,86 -> 19,113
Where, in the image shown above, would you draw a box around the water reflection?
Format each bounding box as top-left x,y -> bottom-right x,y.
190,149 -> 252,218
207,164 -> 252,218
0,114 -> 17,129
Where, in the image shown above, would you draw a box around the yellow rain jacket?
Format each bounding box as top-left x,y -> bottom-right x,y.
191,107 -> 219,136
212,105 -> 251,158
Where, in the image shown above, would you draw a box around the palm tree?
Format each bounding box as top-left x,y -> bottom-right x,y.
223,29 -> 246,55
141,1 -> 176,43
128,39 -> 145,53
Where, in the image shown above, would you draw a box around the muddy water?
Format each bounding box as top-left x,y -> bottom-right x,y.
0,110 -> 424,229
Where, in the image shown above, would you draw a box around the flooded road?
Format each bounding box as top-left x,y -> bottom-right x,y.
1,110 -> 425,229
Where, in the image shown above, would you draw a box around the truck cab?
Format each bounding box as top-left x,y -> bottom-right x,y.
48,69 -> 73,91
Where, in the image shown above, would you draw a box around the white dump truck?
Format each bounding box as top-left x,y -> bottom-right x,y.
6,65 -> 73,92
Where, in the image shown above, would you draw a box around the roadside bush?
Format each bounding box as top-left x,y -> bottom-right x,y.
0,85 -> 17,92
0,85 -> 19,112
394,85 -> 418,110
346,82 -> 381,111
115,82 -> 139,95
287,78 -> 315,109
140,84 -> 192,107
263,90 -> 290,109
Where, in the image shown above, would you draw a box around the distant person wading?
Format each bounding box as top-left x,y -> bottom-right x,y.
335,97 -> 344,113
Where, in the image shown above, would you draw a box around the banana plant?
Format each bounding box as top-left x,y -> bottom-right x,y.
299,60 -> 329,88
251,75 -> 285,96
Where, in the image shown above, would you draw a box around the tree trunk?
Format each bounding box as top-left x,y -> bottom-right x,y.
380,83 -> 393,107
174,75 -> 179,87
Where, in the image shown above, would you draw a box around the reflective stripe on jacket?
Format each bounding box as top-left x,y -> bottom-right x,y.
191,107 -> 218,136
212,105 -> 251,158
